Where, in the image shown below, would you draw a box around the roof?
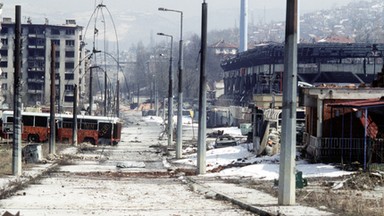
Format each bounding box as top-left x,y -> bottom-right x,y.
328,98 -> 384,109
221,42 -> 384,71
209,40 -> 238,49
316,72 -> 361,83
317,35 -> 355,43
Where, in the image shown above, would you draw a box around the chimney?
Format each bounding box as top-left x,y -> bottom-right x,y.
239,0 -> 248,52
65,19 -> 76,25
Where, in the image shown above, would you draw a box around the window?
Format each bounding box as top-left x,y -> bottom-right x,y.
37,61 -> 44,68
62,118 -> 73,128
51,29 -> 60,35
55,51 -> 60,58
1,27 -> 8,34
65,62 -> 74,69
65,85 -> 74,91
52,39 -> 60,46
81,119 -> 97,130
65,40 -> 75,46
65,51 -> 75,58
1,83 -> 7,90
28,38 -> 37,46
65,29 -> 75,35
6,116 -> 13,123
1,72 -> 8,79
0,50 -> 8,56
65,73 -> 74,80
28,27 -> 36,35
0,61 -> 8,67
1,38 -> 8,46
55,62 -> 60,69
28,61 -> 34,68
22,116 -> 34,126
35,116 -> 48,127
64,95 -> 74,102
36,38 -> 45,46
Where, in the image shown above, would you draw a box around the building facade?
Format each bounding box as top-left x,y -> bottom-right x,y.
0,18 -> 85,111
220,42 -> 384,106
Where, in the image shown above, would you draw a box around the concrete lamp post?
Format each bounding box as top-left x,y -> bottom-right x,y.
158,7 -> 184,159
157,32 -> 174,147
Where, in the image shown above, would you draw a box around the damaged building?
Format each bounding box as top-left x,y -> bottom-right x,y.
220,42 -> 384,166
302,86 -> 384,167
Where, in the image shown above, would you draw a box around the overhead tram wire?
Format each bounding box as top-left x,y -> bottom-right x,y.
81,2 -> 121,116
60,52 -> 93,112
103,5 -> 120,82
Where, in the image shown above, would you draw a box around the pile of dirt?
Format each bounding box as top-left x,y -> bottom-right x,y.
244,171 -> 384,215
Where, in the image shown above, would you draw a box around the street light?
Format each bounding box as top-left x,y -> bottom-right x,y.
158,7 -> 184,159
157,32 -> 174,147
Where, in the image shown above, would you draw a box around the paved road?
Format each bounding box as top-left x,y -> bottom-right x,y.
0,110 -> 255,216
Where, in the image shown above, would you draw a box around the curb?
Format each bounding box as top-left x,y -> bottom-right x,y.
0,162 -> 58,200
185,176 -> 276,216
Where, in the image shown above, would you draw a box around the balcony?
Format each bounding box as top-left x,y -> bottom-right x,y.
28,33 -> 45,39
28,44 -> 45,49
27,78 -> 44,83
27,68 -> 45,73
28,56 -> 45,61
27,89 -> 43,94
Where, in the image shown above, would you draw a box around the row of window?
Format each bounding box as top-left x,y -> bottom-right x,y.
52,39 -> 75,46
1,26 -> 76,36
0,80 -> 75,91
0,61 -> 76,71
0,38 -> 75,47
1,50 -> 75,59
27,61 -> 75,70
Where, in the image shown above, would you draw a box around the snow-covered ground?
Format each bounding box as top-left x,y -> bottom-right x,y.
142,115 -> 354,181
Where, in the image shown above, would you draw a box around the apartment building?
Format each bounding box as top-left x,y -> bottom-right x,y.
0,18 -> 85,111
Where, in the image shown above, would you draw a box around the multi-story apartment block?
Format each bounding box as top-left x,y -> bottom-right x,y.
0,3 -> 3,108
0,18 -> 85,111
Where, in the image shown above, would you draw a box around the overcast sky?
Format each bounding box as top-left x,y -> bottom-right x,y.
1,0 -> 360,49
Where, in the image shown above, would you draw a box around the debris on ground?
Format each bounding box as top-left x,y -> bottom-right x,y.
207,130 -> 224,138
214,134 -> 239,148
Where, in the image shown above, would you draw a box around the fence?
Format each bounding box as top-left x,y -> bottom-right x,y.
305,134 -> 384,165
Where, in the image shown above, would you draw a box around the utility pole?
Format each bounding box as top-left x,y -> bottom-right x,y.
154,74 -> 158,116
12,5 -> 22,176
176,11 -> 184,159
89,66 -> 94,115
197,0 -> 208,175
116,80 -> 120,117
278,0 -> 298,205
72,85 -> 78,146
148,62 -> 153,110
58,74 -> 61,114
49,41 -> 56,154
167,37 -> 174,147
104,70 -> 107,115
137,83 -> 140,107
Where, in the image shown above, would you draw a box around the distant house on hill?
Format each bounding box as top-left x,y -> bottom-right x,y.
316,35 -> 355,43
209,40 -> 238,57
